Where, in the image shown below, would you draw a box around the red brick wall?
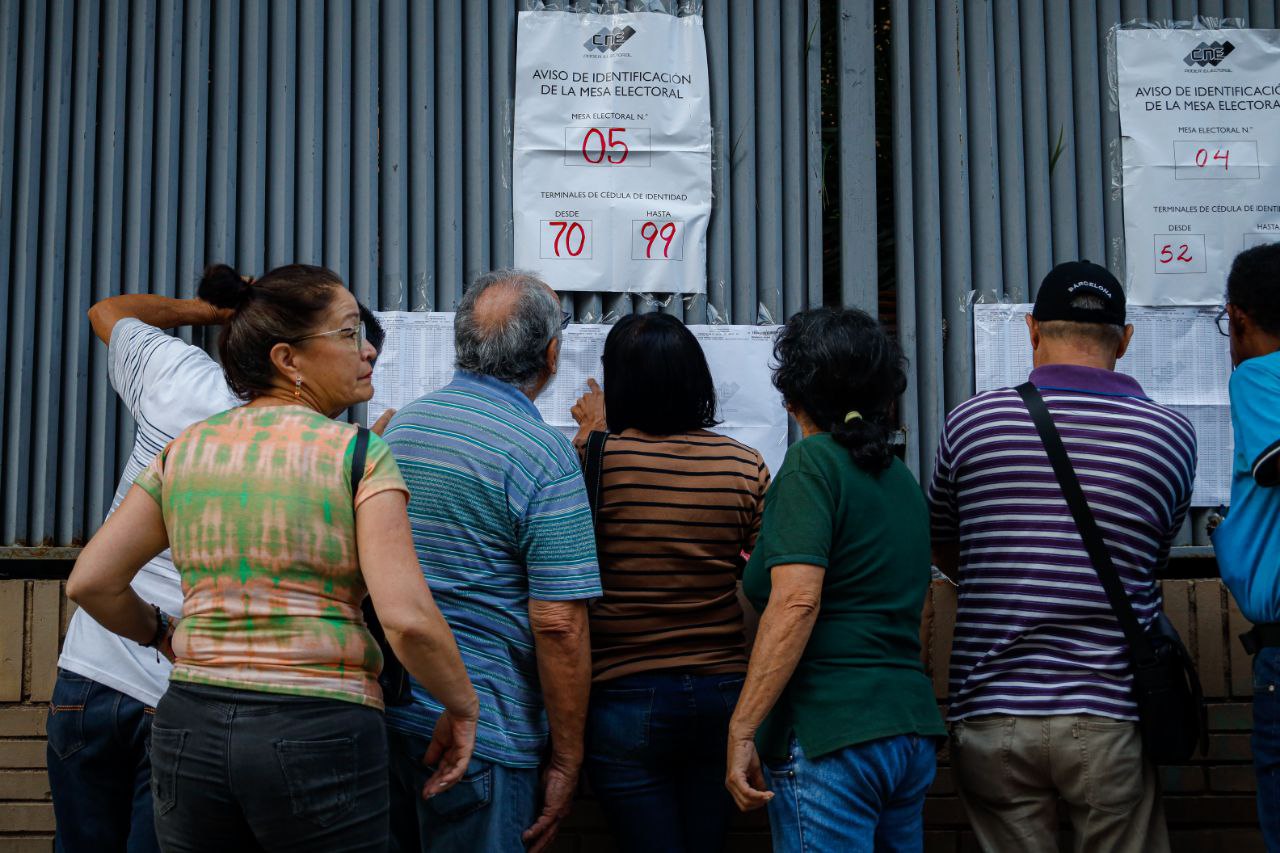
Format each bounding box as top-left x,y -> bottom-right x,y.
0,580 -> 1264,851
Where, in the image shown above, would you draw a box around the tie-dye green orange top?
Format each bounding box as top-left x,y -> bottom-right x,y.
134,404 -> 409,709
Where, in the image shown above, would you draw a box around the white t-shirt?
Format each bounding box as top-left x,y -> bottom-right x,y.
57,319 -> 240,707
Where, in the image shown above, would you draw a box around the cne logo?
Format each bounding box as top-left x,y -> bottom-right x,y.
1184,40 -> 1235,67
585,25 -> 637,53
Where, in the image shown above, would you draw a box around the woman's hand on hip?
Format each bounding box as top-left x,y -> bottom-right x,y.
420,708 -> 479,798
725,730 -> 773,812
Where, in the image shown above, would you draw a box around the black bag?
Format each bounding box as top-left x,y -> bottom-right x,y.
581,429 -> 609,520
1017,382 -> 1205,763
352,426 -> 413,707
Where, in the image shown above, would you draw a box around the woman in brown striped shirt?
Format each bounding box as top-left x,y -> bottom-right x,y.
570,313 -> 770,853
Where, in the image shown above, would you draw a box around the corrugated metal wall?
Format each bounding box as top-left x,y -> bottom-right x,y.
889,0 -> 1271,489
0,0 -> 828,548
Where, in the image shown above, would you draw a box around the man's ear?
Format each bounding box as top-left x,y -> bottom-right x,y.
1116,324 -> 1135,360
1025,313 -> 1040,351
546,336 -> 561,376
269,342 -> 301,379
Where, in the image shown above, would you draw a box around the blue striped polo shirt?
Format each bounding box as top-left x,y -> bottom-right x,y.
928,364 -> 1196,721
382,371 -> 601,767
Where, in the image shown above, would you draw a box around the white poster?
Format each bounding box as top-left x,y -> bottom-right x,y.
368,313 -> 788,476
1118,28 -> 1280,305
973,303 -> 1233,506
513,11 -> 711,294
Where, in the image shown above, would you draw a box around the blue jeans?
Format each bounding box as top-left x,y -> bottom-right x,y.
584,671 -> 744,853
47,669 -> 159,853
387,728 -> 539,853
1255,646 -> 1280,850
763,733 -> 937,853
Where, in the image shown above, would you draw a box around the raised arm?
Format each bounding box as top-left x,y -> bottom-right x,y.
88,294 -> 232,344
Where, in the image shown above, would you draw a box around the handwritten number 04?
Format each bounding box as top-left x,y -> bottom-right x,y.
641,222 -> 677,258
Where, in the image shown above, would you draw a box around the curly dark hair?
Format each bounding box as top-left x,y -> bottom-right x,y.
771,307 -> 906,472
1227,243 -> 1280,336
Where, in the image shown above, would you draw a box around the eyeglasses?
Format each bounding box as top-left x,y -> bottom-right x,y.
1215,306 -> 1231,337
290,322 -> 366,351
561,311 -> 572,330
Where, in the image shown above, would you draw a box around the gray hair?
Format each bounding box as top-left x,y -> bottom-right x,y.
455,269 -> 562,390
1038,293 -> 1124,349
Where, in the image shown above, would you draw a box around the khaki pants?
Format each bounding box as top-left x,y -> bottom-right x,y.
950,715 -> 1169,853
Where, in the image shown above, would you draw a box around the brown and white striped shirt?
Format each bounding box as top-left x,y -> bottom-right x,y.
585,428 -> 770,683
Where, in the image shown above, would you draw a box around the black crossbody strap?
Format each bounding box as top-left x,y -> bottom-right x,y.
582,430 -> 608,519
351,426 -> 370,497
1016,382 -> 1157,666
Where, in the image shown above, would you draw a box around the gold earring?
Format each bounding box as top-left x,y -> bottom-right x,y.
294,376 -> 302,398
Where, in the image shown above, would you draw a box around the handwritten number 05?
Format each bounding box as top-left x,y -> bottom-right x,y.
641,222 -> 677,258
581,128 -> 629,164
550,221 -> 586,257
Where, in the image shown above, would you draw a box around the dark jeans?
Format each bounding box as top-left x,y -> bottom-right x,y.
387,728 -> 539,853
150,681 -> 389,853
1255,646 -> 1280,850
583,671 -> 744,853
47,669 -> 159,853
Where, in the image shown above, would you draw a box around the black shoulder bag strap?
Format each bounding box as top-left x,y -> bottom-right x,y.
351,426 -> 370,496
1016,382 -> 1158,668
582,430 -> 608,519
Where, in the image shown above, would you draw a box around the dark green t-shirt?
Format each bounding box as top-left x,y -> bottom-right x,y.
743,434 -> 944,760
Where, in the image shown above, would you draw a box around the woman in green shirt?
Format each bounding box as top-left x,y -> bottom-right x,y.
725,308 -> 944,852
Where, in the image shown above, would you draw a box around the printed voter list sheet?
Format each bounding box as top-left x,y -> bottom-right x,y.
369,313 -> 788,476
1117,27 -> 1280,305
513,10 -> 712,294
973,304 -> 1233,505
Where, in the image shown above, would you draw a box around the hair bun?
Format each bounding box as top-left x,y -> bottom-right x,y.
198,263 -> 253,310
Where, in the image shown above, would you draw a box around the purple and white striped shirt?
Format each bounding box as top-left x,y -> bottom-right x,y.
928,364 -> 1196,721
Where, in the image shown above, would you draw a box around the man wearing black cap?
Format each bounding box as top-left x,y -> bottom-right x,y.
927,261 -> 1196,852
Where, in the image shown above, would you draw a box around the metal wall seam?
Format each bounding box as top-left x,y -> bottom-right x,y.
380,0 -> 410,309
323,0 -> 352,284
176,1 -> 210,310
1071,1 -> 1107,265
31,0 -> 75,545
703,0 -> 730,325
464,2 -> 492,289
152,0 -> 183,298
4,0 -> 48,544
0,1 -> 20,537
238,0 -> 268,275
409,0 -> 436,311
754,1 -> 783,325
296,0 -> 323,266
936,0 -> 974,410
1098,0 -> 1126,277
728,0 -> 757,325
491,0 -> 516,272
435,0 -> 464,310
804,0 -> 822,313
963,0 -> 1005,308
59,0 -> 102,544
1251,1 -> 1277,27
890,0 -> 921,475
207,1 -> 238,264
780,0 -> 807,321
993,0 -> 1030,301
267,0 -> 297,269
351,0 -> 377,306
907,0 -> 946,478
837,0 -> 877,315
1018,0 -> 1053,295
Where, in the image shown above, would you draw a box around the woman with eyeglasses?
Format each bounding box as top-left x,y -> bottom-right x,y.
66,263 -> 478,852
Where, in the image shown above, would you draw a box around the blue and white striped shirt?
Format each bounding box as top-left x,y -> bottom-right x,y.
382,371 -> 601,767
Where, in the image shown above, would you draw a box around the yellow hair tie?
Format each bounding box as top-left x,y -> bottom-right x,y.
844,411 -> 862,423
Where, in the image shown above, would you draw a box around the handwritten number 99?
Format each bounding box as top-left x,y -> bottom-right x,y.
640,221 -> 677,258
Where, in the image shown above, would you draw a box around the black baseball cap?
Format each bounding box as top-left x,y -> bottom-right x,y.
1032,260 -> 1126,326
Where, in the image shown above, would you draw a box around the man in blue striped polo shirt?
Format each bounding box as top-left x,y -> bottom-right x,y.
383,270 -> 601,853
928,261 -> 1196,853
